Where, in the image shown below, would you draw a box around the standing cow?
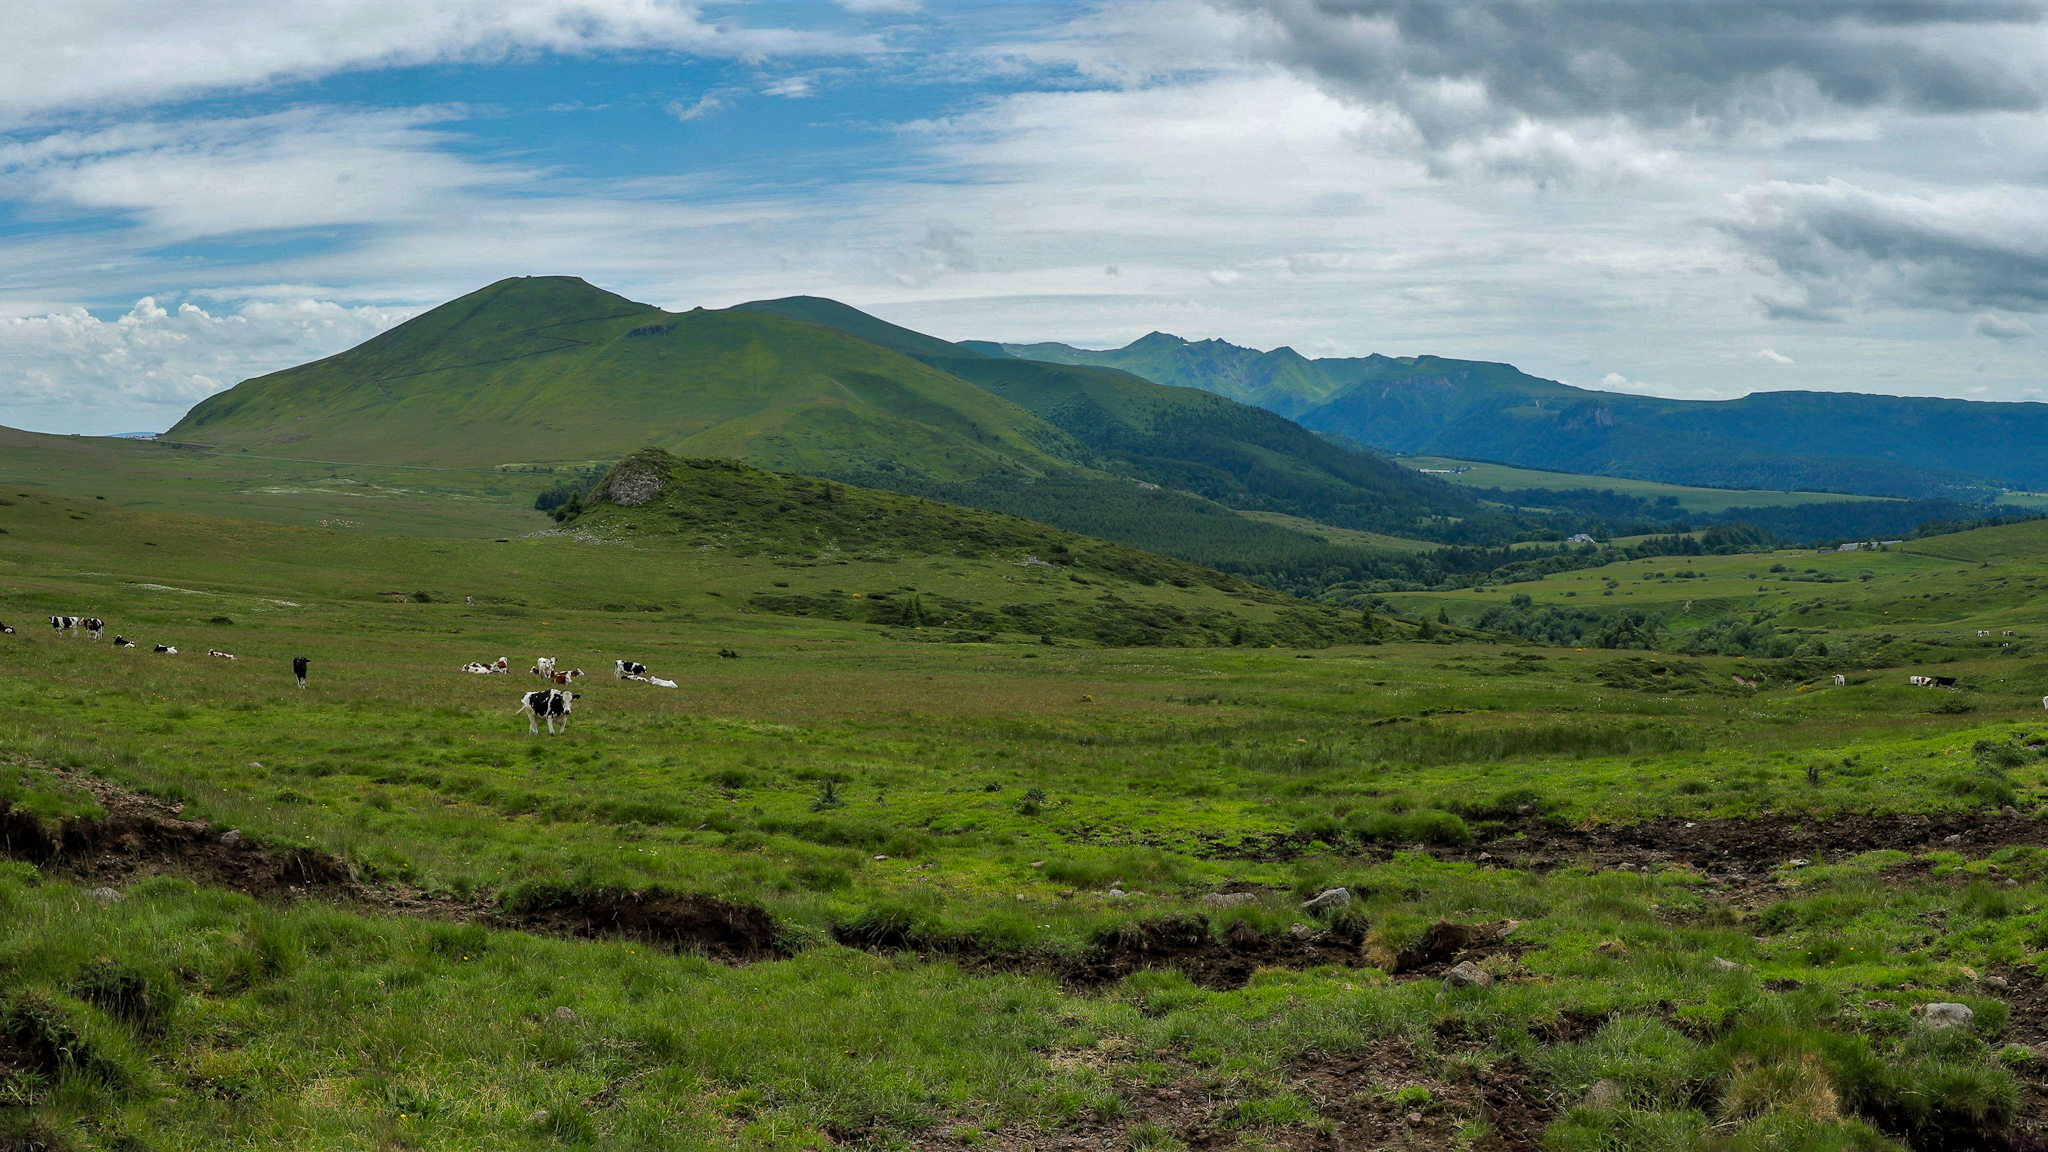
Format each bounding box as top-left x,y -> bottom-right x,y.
83,617 -> 103,640
1833,674 -> 1847,687
519,689 -> 579,734
293,655 -> 310,688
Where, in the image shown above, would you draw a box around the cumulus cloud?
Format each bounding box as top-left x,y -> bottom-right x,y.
1758,347 -> 1793,364
0,2 -> 881,125
1972,312 -> 2038,339
0,293 -> 409,433
1210,1 -> 2048,182
1724,178 -> 2048,317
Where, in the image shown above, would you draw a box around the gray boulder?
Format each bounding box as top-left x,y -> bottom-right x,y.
89,887 -> 123,905
1443,961 -> 1493,989
1923,1002 -> 1974,1029
1301,887 -> 1351,914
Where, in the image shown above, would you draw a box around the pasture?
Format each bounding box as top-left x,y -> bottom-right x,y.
1396,456 -> 1895,515
8,470 -> 2048,1150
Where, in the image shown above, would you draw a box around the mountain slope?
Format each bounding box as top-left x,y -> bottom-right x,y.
982,333 -> 2048,498
171,277 -> 1087,482
734,298 -> 1500,541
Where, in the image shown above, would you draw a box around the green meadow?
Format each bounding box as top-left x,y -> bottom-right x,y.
1397,456 -> 1895,516
7,449 -> 2048,1150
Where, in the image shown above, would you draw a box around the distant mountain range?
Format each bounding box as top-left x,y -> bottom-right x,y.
970,333 -> 2048,500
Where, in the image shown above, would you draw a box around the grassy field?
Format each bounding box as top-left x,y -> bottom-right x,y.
1398,456 -> 1894,515
9,456 -> 2048,1150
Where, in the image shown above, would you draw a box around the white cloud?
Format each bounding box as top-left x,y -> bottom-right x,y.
668,90 -> 736,121
1757,347 -> 1793,364
762,76 -> 815,99
0,293 -> 409,434
0,2 -> 880,125
1972,313 -> 2038,340
835,0 -> 922,14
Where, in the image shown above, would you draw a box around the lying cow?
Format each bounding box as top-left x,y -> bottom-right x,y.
615,659 -> 648,679
208,650 -> 237,660
83,617 -> 103,640
545,668 -> 583,685
460,662 -> 498,675
111,635 -> 136,648
1978,630 -> 1992,637
0,622 -> 13,635
1908,675 -> 1934,688
153,644 -> 177,654
532,656 -> 557,677
519,688 -> 579,734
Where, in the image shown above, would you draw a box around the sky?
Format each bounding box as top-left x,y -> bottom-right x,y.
4,1 -> 2048,435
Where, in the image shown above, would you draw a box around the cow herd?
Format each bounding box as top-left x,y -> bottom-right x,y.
6,614 -> 690,735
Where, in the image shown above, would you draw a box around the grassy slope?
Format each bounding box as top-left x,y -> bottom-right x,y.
734,297 -> 1492,541
171,278 -> 1082,482
11,483 -> 2048,1146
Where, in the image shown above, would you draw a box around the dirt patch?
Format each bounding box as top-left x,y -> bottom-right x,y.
909,1043 -> 1550,1151
0,769 -> 782,963
1385,919 -> 1522,976
1198,810 -> 2048,880
841,912 -> 1369,992
507,889 -> 786,963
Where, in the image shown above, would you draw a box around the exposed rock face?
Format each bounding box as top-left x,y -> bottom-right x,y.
591,453 -> 668,507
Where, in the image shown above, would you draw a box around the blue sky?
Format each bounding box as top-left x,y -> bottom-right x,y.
4,1 -> 2048,434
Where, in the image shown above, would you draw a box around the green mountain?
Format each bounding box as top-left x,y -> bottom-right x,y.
978,333 -> 2048,500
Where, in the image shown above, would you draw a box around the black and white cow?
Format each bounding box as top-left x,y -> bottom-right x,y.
111,635 -> 135,648
0,622 -> 13,635
615,659 -> 647,679
519,688 -> 579,734
82,617 -> 103,640
1833,674 -> 1847,687
293,655 -> 310,688
208,650 -> 237,660
50,615 -> 80,635
153,644 -> 177,654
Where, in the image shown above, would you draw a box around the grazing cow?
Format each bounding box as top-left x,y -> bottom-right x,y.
1833,674 -> 1847,687
518,688 -> 579,734
615,659 -> 647,679
533,656 -> 557,677
1933,675 -> 1959,688
208,650 -> 236,660
111,635 -> 135,648
153,644 -> 177,654
83,617 -> 103,640
1978,630 -> 1992,638
1908,675 -> 1934,687
293,655 -> 309,688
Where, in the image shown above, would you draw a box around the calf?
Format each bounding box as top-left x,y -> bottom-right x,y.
153,644 -> 177,654
1833,674 -> 1847,687
111,635 -> 135,648
208,650 -> 237,660
1908,675 -> 1934,687
293,655 -> 309,688
518,688 -> 579,735
533,656 -> 557,677
83,617 -> 103,640
615,659 -> 648,679
491,656 -> 510,673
